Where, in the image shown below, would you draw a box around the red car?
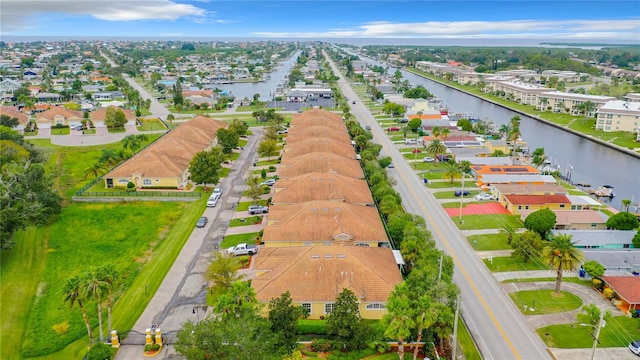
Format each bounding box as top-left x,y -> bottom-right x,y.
387,127 -> 401,132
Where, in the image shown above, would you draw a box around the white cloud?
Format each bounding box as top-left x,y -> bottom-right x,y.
252,19 -> 640,40
1,0 -> 207,32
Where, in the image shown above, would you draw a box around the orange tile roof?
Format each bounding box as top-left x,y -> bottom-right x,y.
251,246 -> 402,303
183,89 -> 213,97
272,172 -> 373,205
35,106 -> 82,121
106,116 -> 226,179
504,194 -> 571,205
285,126 -> 352,144
277,152 -> 364,179
290,109 -> 347,132
601,276 -> 640,303
91,77 -> 112,83
407,114 -> 442,120
90,106 -> 136,121
282,139 -> 356,162
0,106 -> 29,125
263,200 -> 387,243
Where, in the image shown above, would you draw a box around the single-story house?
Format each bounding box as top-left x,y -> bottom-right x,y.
251,246 -> 403,319
520,209 -> 608,230
551,230 -> 637,249
271,173 -> 374,206
92,91 -> 125,101
103,116 -> 227,189
502,194 -> 571,215
285,126 -> 352,145
90,106 -> 136,127
35,107 -> 82,128
277,152 -> 364,179
456,156 -> 514,166
0,106 -> 30,132
600,276 -> 640,313
477,174 -> 557,188
36,92 -> 61,102
282,140 -> 357,161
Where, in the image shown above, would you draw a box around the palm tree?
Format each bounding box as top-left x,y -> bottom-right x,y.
83,268 -> 108,342
426,139 -> 446,165
383,284 -> 415,360
543,234 -> 585,294
98,264 -> 118,336
84,162 -> 106,179
63,275 -> 93,343
440,127 -> 450,141
498,124 -> 510,139
499,224 -> 517,245
430,126 -> 441,139
412,296 -> 438,360
443,161 -> 462,184
621,199 -> 632,212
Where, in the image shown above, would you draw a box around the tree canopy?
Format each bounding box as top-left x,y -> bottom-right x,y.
524,208 -> 556,238
189,147 -> 223,188
605,211 -> 639,230
104,107 -> 127,128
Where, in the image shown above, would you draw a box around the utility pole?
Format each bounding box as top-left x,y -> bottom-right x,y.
590,310 -> 605,360
451,294 -> 461,360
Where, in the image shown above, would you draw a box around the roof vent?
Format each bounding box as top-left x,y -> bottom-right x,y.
337,254 -> 346,258
310,208 -> 318,211
324,254 -> 333,258
311,255 -> 320,259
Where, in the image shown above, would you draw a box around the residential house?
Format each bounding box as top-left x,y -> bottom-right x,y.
456,156 -> 514,166
484,78 -> 549,105
551,230 -> 637,249
491,183 -> 567,201
103,116 -> 226,189
290,109 -> 346,131
484,139 -> 510,155
35,92 -> 61,103
278,152 -> 364,179
502,194 -> 571,215
92,91 -> 125,101
0,78 -> 22,93
35,107 -> 82,128
263,201 -> 388,248
477,174 -> 557,188
537,91 -> 615,115
520,209 -> 608,230
472,165 -> 540,177
251,246 -> 403,319
0,106 -> 30,131
271,173 -> 374,206
90,106 -> 136,127
601,276 -> 640,313
595,100 -> 640,133
282,139 -> 357,160
285,126 -> 352,145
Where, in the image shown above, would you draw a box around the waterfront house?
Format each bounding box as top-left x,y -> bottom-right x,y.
471,165 -> 540,177
595,100 -> 640,133
502,194 -> 571,215
536,91 -> 615,115
263,200 -> 389,248
600,276 -> 640,314
271,173 -> 373,206
103,116 -> 226,189
251,246 -> 402,319
491,183 -> 567,201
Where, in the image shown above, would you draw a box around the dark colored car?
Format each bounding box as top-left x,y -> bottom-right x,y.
454,190 -> 470,197
436,154 -> 451,162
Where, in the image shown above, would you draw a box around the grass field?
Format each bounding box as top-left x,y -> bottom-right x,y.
455,214 -> 523,230
509,290 -> 582,315
220,232 -> 261,248
51,127 -> 71,135
137,119 -> 167,131
229,216 -> 263,227
501,277 -> 591,286
484,256 -> 548,272
537,316 -> 640,348
467,233 -> 512,251
433,190 -> 481,199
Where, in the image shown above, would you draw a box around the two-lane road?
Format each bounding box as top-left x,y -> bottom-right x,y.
325,52 -> 551,360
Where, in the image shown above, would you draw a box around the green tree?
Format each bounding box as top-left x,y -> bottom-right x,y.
104,107 -> 127,128
228,118 -> 249,137
166,114 -> 175,129
214,280 -> 258,317
442,161 -> 462,184
499,224 -> 517,245
511,230 -> 542,263
120,134 -> 148,153
205,252 -> 244,295
383,283 -> 415,360
0,114 -> 19,128
173,80 -> 184,106
216,128 -> 239,154
189,148 -> 223,188
246,176 -> 264,205
86,343 -> 111,360
326,289 -> 365,350
258,139 -> 278,160
403,85 -> 432,99
412,295 -> 439,360
543,233 -> 585,294
268,291 -> 302,352
524,208 -> 557,238
82,268 -> 108,342
63,275 -> 93,343
425,139 -> 446,164
605,211 -> 639,230
97,264 -> 118,335
382,102 -> 406,118
582,260 -> 605,278
407,118 -> 422,132
621,199 -> 632,212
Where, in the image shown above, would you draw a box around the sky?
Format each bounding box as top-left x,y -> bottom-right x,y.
1,0 -> 639,43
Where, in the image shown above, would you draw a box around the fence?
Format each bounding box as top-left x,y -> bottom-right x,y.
78,191 -> 201,198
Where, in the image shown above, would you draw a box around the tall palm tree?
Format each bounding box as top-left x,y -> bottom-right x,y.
426,139 -> 446,165
412,296 -> 438,360
430,126 -> 441,139
543,234 -> 585,294
83,268 -> 108,342
98,264 -> 118,336
63,275 -> 93,343
443,161 -> 462,184
84,162 -> 106,179
383,284 -> 415,360
621,199 -> 632,212
440,128 -> 450,141
498,124 -> 510,139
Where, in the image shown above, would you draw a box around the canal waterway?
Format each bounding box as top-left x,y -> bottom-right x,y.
356,54 -> 639,210
217,50 -> 301,101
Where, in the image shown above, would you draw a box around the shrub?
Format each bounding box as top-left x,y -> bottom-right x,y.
298,319 -> 327,335
52,321 -> 69,335
152,343 -> 161,351
86,342 -> 112,360
238,255 -> 250,268
592,278 -> 604,291
310,338 -> 334,352
603,288 -> 615,300
301,349 -> 318,357
268,165 -> 276,171
127,182 -> 136,192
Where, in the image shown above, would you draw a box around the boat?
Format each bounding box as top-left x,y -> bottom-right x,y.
575,182 -> 591,188
588,186 -> 615,198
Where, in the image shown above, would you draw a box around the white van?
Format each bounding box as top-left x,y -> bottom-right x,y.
207,193 -> 220,207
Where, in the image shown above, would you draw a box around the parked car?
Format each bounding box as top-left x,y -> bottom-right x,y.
436,154 -> 451,162
227,243 -> 258,256
387,127 -> 401,132
423,157 -> 435,163
454,190 -> 470,197
248,205 -> 269,214
213,187 -> 222,196
405,139 -> 418,145
388,163 -> 395,168
399,118 -> 409,123
207,194 -> 220,207
629,340 -> 640,355
196,216 -> 208,228
475,193 -> 494,201
260,179 -> 276,186
365,125 -> 372,130
352,100 -> 356,104
278,129 -> 288,134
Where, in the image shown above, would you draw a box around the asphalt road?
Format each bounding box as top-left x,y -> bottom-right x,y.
325,53 -> 552,360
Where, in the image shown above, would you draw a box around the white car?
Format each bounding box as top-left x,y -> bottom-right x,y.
630,340 -> 640,355
207,194 -> 220,207
213,187 -> 222,196
423,157 -> 435,163
260,179 -> 276,186
475,193 -> 494,201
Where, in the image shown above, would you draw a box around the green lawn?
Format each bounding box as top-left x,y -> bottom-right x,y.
51,127 -> 70,135
537,316 -> 640,348
426,180 -> 470,189
137,119 -> 167,131
220,232 -> 261,248
236,200 -> 269,211
484,256 -> 547,272
257,159 -> 279,166
229,216 -> 263,227
457,317 -> 482,360
433,190 -> 481,199
467,233 -> 512,251
509,290 -> 582,315
502,277 -> 591,287
455,214 -> 523,230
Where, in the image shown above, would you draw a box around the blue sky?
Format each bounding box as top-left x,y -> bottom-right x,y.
2,1 -> 639,42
